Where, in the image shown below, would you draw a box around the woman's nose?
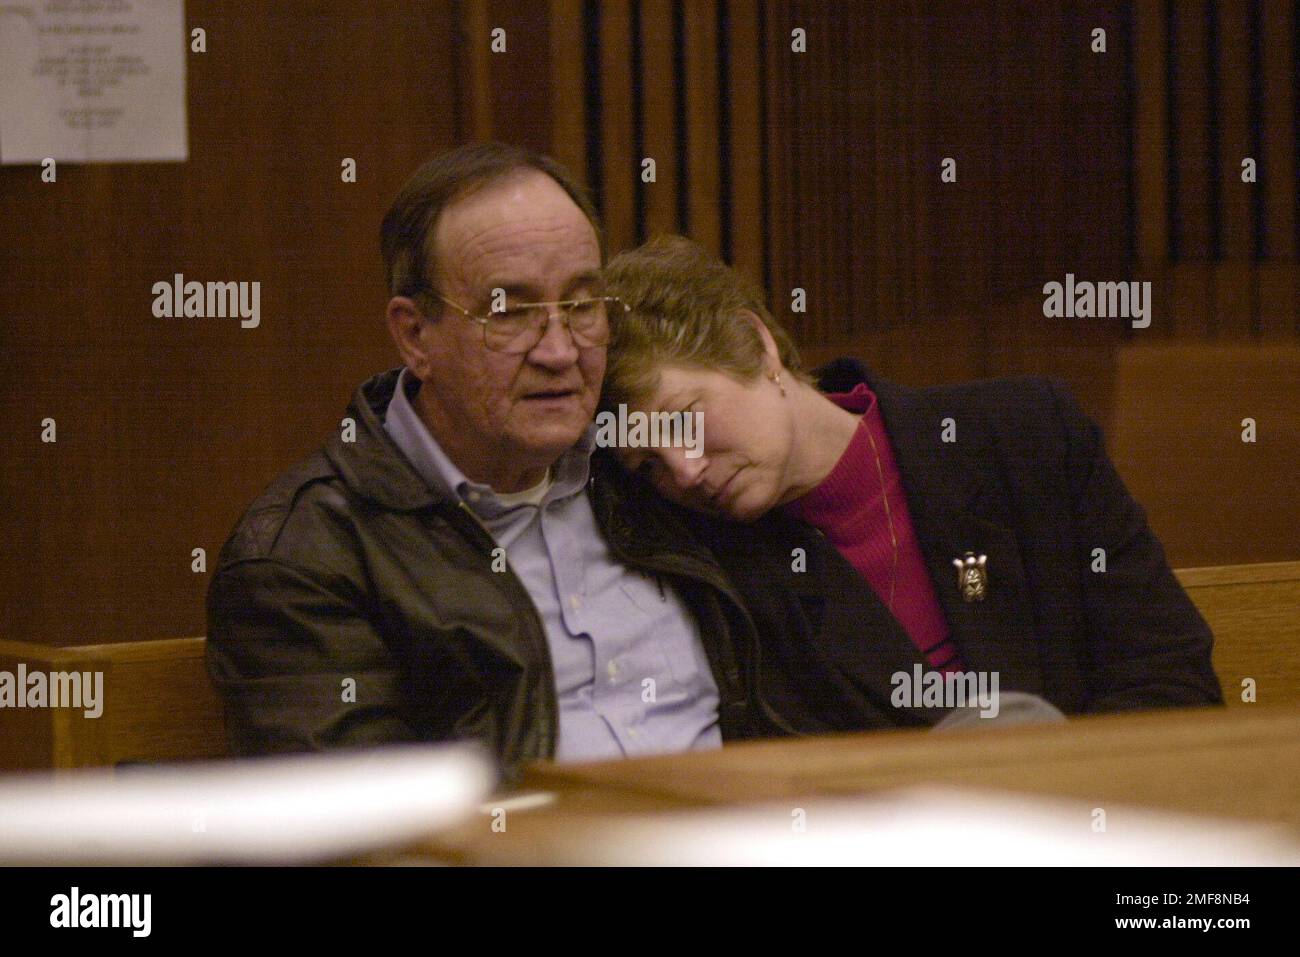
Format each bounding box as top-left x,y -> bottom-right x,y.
662,447 -> 708,490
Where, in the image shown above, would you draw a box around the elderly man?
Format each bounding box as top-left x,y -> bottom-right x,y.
205,143 -> 789,781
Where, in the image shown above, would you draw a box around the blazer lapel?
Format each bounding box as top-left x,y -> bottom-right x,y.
865,370 -> 1045,696
776,514 -> 945,726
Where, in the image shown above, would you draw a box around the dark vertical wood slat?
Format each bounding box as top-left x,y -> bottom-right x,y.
1213,0 -> 1255,339
1134,0 -> 1170,268
1172,0 -> 1213,262
684,0 -> 721,256
803,0 -> 826,345
1257,0 -> 1297,341
488,3 -> 554,151
843,0 -> 867,342
1067,0 -> 1126,281
1039,0 -> 1068,288
640,0 -> 678,237
909,0 -> 933,324
993,0 -> 1029,295
464,0 -> 495,140
764,0 -> 791,343
728,0 -> 765,285
1170,0 -> 1213,338
794,0 -> 821,346
1134,0 -> 1174,339
900,0 -> 921,324
1216,2 -> 1253,261
873,0 -> 900,333
808,0 -> 833,344
599,0 -> 636,255
921,4 -> 959,317
1259,0 -> 1296,262
548,0 -> 587,185
968,4 -> 996,312
1258,0 -> 1297,342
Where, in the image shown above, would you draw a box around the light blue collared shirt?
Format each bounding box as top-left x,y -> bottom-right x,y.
382,367 -> 722,762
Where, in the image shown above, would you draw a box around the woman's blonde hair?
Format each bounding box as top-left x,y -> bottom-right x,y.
601,234 -> 813,407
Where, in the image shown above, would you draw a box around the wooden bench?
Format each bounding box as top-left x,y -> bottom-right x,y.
1107,343 -> 1300,567
1,561 -> 1296,770
1175,561 -> 1300,708
0,637 -> 225,771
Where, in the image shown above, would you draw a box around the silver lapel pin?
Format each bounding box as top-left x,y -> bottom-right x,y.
952,551 -> 989,602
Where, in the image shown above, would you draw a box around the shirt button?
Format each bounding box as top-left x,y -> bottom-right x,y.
570,595 -> 581,610
627,726 -> 638,738
606,660 -> 620,682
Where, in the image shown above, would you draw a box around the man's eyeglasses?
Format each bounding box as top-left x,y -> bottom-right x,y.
416,286 -> 629,355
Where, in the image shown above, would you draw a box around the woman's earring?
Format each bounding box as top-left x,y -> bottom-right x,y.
770,371 -> 786,397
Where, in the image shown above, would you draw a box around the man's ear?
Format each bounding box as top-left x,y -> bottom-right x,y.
739,309 -> 782,374
387,296 -> 433,377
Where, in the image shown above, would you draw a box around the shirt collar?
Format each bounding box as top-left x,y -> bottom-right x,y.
383,366 -> 596,518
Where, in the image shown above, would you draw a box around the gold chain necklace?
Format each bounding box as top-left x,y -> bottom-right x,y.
860,420 -> 899,613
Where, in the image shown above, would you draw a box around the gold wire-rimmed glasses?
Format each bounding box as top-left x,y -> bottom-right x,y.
416,285 -> 629,354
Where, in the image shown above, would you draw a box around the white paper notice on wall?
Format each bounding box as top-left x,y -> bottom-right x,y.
0,0 -> 187,165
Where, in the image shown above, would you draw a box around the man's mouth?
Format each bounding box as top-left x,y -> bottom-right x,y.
522,388 -> 580,401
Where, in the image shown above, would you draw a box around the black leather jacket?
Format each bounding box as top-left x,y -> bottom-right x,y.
205,368 -> 788,783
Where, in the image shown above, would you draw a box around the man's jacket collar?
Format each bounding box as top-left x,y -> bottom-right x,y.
324,367 -> 446,512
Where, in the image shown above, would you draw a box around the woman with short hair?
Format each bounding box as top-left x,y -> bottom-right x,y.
599,234 -> 1221,734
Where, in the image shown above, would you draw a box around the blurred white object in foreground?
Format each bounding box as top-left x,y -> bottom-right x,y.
0,744 -> 495,865
524,786 -> 1300,866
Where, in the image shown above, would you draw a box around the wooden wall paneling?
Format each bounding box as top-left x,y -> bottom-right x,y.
726,0 -> 765,287
598,0 -> 637,255
1257,0 -> 1297,341
896,0 -> 918,325
764,0 -> 791,342
683,0 -> 721,256
2,2 -> 463,648
827,2 -> 850,344
1133,0 -> 1170,273
801,0 -> 828,346
1108,344 -> 1300,566
902,0 -> 925,325
968,3 -> 997,314
1070,1 -> 1130,280
639,0 -> 679,238
872,1 -> 902,335
1213,0 -> 1256,339
463,0 -> 495,140
1170,0 -> 1214,338
1259,0 -> 1297,264
907,0 -> 933,325
1169,262 -> 1216,337
548,0 -> 588,186
918,5 -> 961,319
1256,263 -> 1299,341
993,1 -> 1034,297
487,1 -> 556,151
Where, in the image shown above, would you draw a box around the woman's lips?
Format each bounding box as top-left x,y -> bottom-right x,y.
710,468 -> 741,506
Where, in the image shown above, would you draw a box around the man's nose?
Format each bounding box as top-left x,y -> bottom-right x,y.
526,309 -> 581,368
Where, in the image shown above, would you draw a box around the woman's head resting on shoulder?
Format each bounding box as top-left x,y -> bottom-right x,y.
600,234 -> 849,523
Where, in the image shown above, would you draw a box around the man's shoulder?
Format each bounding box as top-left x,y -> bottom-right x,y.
214,446 -> 357,571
